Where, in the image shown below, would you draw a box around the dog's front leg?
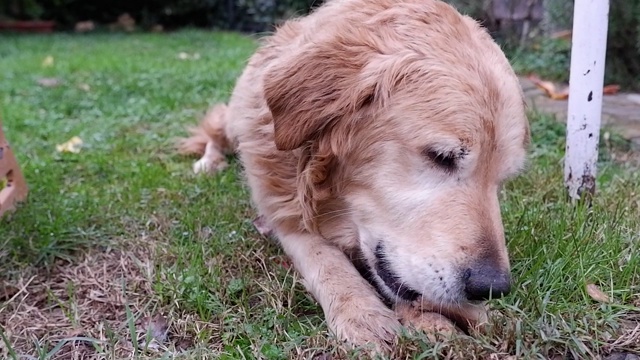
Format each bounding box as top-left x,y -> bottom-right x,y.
277,230 -> 401,351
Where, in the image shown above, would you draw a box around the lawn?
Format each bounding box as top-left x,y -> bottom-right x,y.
1,30 -> 639,360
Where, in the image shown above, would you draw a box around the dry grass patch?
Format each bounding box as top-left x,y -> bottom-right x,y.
0,232 -> 224,359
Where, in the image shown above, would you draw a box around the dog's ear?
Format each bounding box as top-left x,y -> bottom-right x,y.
263,41 -> 376,151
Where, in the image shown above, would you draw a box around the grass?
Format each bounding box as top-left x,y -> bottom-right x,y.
0,30 -> 639,359
506,38 -> 572,83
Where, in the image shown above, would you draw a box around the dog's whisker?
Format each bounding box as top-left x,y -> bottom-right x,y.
314,208 -> 356,222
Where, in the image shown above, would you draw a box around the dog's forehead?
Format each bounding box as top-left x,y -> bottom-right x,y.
386,62 -> 526,138
376,72 -> 528,178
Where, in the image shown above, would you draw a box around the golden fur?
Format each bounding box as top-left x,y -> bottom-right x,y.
178,0 -> 530,350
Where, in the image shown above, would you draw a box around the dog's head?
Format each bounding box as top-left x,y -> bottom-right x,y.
264,1 -> 530,323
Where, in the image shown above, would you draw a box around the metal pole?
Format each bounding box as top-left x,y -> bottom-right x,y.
564,0 -> 610,200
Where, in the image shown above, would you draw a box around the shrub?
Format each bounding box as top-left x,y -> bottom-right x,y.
3,0 -> 321,32
446,0 -> 640,90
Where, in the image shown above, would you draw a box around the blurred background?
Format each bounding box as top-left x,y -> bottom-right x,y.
0,0 -> 638,89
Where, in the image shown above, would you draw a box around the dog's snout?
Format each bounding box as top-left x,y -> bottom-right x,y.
463,263 -> 511,301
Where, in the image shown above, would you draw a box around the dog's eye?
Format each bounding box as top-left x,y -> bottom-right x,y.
423,149 -> 457,172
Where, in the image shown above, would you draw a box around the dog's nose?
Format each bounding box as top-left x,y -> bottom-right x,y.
463,264 -> 511,301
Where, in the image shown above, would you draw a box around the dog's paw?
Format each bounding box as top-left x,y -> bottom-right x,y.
330,298 -> 401,353
193,157 -> 228,174
394,302 -> 459,341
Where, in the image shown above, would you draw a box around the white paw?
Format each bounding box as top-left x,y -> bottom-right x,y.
193,158 -> 211,174
193,157 -> 227,174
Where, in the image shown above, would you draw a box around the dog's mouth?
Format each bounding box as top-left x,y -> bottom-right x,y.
368,244 -> 488,332
373,243 -> 421,302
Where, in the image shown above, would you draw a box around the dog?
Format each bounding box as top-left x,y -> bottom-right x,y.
178,0 -> 530,350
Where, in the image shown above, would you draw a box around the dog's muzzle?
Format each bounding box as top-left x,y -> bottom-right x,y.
374,243 -> 421,301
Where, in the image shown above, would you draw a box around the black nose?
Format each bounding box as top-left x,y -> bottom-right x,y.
463,264 -> 511,301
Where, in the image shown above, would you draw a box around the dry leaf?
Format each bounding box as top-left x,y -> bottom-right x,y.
42,55 -> 54,67
603,84 -> 621,95
551,87 -> 569,100
530,75 -> 622,100
139,314 -> 169,344
78,83 -> 91,92
175,337 -> 193,351
56,136 -> 83,153
177,52 -> 200,60
37,77 -> 62,87
550,29 -> 572,40
586,283 -> 611,303
528,75 -> 569,100
75,21 -> 95,33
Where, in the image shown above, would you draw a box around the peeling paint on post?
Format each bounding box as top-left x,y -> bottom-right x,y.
564,0 -> 610,200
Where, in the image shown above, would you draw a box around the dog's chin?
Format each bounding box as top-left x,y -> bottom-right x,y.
369,243 -> 487,332
373,244 -> 421,302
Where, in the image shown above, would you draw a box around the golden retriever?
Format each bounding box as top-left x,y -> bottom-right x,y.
178,0 -> 530,350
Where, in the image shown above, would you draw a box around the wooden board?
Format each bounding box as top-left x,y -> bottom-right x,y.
0,118 -> 28,217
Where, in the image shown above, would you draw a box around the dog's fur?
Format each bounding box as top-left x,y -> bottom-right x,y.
178,0 -> 530,349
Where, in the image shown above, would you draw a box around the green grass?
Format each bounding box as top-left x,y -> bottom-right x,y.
506,38 -> 572,83
1,30 -> 639,359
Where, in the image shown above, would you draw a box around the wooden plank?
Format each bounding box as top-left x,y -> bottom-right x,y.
0,118 -> 28,217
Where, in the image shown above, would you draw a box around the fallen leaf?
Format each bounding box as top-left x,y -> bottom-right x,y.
550,29 -> 572,41
603,84 -> 621,95
175,337 -> 193,351
551,87 -> 569,100
177,52 -> 200,60
56,136 -> 83,153
75,21 -> 95,33
37,77 -> 62,87
528,75 -> 569,100
530,75 -> 623,100
139,314 -> 169,344
42,55 -> 54,67
586,283 -> 611,303
78,83 -> 91,92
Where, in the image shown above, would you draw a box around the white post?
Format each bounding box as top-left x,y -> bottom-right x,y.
564,0 -> 610,200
